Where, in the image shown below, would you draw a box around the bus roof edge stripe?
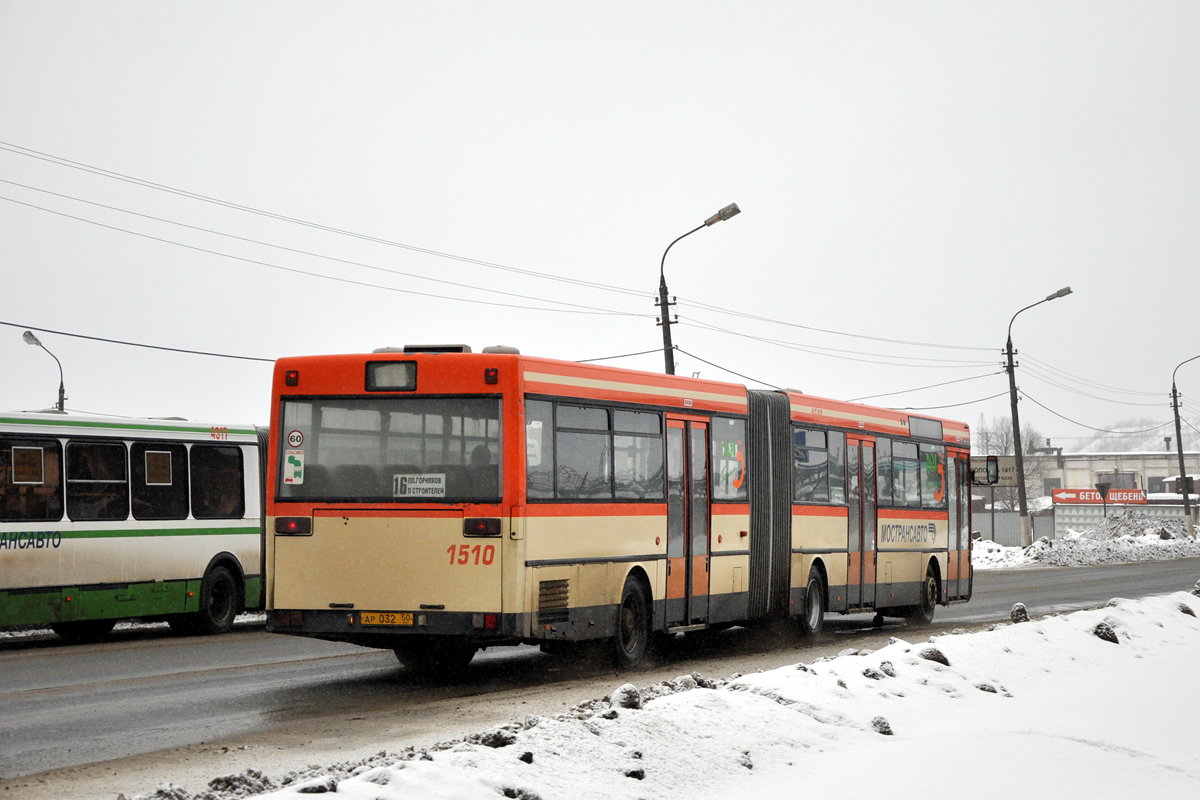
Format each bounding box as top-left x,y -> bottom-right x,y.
524,371 -> 748,407
0,416 -> 257,437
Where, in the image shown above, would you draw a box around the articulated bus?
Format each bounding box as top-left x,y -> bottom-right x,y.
0,412 -> 266,640
265,346 -> 972,671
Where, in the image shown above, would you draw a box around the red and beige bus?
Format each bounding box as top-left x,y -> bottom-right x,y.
265,346 -> 972,672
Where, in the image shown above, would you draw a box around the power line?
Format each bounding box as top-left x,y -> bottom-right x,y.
1020,363 -> 1167,407
0,177 -> 652,316
0,319 -> 274,362
576,348 -> 664,364
677,297 -> 994,352
679,317 -> 996,369
1,142 -> 1016,360
674,347 -> 782,389
892,390 -> 1009,412
1021,353 -> 1163,397
0,140 -> 651,299
1019,390 -> 1174,434
848,371 -> 1003,402
0,194 -> 650,318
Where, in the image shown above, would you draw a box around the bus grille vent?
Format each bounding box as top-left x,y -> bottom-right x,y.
538,579 -> 570,625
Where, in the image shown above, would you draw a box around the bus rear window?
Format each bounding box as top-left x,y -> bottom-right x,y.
278,397 -> 502,502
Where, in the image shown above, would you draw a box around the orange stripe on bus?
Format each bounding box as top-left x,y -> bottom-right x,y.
791,505 -> 849,518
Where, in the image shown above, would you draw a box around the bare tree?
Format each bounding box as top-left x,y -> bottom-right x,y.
973,415 -> 1049,511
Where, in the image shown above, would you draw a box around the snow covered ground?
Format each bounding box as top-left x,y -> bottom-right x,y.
972,510 -> 1200,569
131,590 -> 1200,800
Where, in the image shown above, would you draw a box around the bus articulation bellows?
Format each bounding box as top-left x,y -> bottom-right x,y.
265,346 -> 972,672
0,412 -> 265,640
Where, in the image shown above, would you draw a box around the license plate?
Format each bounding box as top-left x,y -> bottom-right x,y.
359,612 -> 413,626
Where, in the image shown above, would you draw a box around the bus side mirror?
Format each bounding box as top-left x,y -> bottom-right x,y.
986,455 -> 999,485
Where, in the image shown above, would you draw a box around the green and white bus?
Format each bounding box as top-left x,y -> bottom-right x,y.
0,411 -> 266,641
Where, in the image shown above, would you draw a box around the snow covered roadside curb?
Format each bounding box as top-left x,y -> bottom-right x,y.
132,591 -> 1200,800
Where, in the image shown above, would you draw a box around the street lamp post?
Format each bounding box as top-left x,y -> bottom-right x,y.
1005,286 -> 1072,547
22,330 -> 66,413
1171,354 -> 1200,536
658,203 -> 741,375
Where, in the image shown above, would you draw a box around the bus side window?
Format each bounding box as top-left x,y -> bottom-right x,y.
0,437 -> 64,522
191,445 -> 246,519
525,400 -> 554,499
130,442 -> 189,520
876,438 -> 892,506
66,441 -> 129,521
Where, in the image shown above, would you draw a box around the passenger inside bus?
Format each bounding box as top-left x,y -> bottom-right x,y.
470,444 -> 498,497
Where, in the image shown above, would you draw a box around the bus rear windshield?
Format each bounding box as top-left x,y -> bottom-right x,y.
277,397 -> 502,502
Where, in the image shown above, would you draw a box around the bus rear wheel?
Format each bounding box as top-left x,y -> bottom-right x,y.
50,619 -> 116,642
906,566 -> 938,626
171,566 -> 241,636
798,567 -> 826,637
613,577 -> 651,669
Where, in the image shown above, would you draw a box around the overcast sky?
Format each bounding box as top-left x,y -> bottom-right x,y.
2,2 -> 1198,451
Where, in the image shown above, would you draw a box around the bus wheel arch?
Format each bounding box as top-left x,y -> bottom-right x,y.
170,554 -> 244,636
613,568 -> 652,669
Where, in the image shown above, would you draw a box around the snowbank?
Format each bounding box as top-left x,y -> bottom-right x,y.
973,510 -> 1200,569
132,591 -> 1200,800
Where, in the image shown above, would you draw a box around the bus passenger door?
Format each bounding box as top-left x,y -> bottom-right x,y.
846,440 -> 877,608
961,455 -> 972,599
665,418 -> 711,628
946,457 -> 960,599
950,455 -> 971,600
861,443 -> 876,607
847,444 -> 860,607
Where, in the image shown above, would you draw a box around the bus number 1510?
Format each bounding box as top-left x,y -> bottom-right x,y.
448,544 -> 495,566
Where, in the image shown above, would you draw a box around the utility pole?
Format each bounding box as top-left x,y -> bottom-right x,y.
1004,287 -> 1073,547
1171,353 -> 1200,536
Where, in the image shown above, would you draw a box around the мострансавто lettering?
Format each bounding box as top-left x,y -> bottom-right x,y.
878,523 -> 937,544
0,531 -> 63,550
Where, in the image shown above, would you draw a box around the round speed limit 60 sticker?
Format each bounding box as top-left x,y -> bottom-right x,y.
287,430 -> 304,448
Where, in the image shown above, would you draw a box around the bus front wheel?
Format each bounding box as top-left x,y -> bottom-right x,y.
798,567 -> 826,637
613,577 -> 650,669
906,566 -> 938,626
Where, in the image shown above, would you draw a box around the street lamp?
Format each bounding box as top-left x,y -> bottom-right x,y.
1171,353 -> 1200,536
657,203 -> 741,375
1005,286 -> 1072,546
22,330 -> 66,413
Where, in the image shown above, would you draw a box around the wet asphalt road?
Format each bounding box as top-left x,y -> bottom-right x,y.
2,557 -> 1198,781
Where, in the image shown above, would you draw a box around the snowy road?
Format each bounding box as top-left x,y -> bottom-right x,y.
2,557 -> 1199,794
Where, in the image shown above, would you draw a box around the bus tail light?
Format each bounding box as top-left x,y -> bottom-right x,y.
285,370 -> 299,387
275,517 -> 312,535
473,613 -> 500,630
463,518 -> 502,537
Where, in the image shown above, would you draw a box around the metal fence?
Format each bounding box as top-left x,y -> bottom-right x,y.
973,511 -> 1055,547
1052,503 -> 1185,538
974,504 -> 1191,545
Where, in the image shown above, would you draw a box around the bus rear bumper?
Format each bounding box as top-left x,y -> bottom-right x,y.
267,608 -> 522,644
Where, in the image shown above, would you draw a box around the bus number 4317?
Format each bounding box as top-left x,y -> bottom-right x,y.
448,544 -> 495,566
